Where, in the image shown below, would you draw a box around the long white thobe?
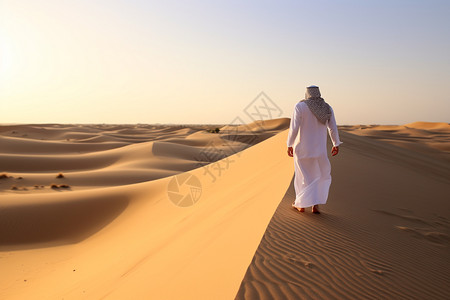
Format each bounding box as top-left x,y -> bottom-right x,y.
287,101 -> 342,208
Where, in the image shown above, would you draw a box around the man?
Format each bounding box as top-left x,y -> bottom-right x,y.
287,85 -> 342,214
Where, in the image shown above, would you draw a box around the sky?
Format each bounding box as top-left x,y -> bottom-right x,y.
1,0 -> 449,125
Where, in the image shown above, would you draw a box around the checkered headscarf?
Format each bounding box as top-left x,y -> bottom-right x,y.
302,86 -> 332,124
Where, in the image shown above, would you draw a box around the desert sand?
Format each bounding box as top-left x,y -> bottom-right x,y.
0,119 -> 293,299
237,122 -> 450,299
1,120 -> 449,299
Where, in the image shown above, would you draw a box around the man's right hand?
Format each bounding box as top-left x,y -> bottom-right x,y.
331,146 -> 339,156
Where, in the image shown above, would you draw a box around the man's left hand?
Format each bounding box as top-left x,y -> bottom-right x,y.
287,147 -> 293,157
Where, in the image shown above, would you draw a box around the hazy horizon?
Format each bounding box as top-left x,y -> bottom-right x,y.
0,119 -> 448,126
2,0 -> 449,125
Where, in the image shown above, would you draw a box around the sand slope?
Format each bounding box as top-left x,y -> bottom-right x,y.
0,120 -> 292,299
236,126 -> 450,299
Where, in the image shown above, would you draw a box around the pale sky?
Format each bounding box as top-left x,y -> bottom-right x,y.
1,0 -> 449,125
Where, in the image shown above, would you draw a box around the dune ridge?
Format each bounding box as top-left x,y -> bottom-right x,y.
0,119 -> 293,299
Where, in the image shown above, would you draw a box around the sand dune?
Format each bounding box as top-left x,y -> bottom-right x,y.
405,121 -> 450,130
340,122 -> 450,163
1,119 -> 449,299
236,129 -> 450,299
0,119 -> 293,299
0,119 -> 290,192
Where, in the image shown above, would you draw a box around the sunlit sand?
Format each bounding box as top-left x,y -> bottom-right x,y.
1,120 -> 449,299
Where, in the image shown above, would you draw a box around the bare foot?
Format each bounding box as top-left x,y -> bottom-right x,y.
312,205 -> 320,214
292,202 -> 305,212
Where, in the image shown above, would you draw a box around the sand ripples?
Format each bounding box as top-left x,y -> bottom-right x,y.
237,181 -> 449,299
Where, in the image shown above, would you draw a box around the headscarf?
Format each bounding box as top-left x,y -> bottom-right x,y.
301,86 -> 332,124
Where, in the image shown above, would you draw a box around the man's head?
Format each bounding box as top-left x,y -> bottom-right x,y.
305,85 -> 321,99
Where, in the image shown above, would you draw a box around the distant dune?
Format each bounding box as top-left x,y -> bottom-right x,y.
405,121 -> 450,130
1,120 -> 449,299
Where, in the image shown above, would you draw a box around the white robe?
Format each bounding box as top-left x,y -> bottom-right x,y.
287,101 -> 342,208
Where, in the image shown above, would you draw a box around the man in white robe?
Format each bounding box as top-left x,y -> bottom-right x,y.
287,85 -> 342,214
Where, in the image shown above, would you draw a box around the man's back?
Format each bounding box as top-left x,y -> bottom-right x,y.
287,101 -> 340,159
294,101 -> 329,158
